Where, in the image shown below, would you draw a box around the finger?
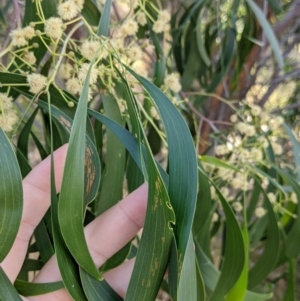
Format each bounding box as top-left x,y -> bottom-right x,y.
30,184 -> 148,299
0,144 -> 68,282
27,259 -> 136,301
104,258 -> 135,298
34,183 -> 147,281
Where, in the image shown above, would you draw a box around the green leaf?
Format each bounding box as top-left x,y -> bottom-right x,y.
151,30 -> 166,87
193,165 -> 213,258
113,78 -> 175,301
14,280 -> 64,297
200,156 -> 238,171
82,0 -> 101,26
195,246 -> 273,301
95,93 -> 125,215
178,233 -> 197,300
196,12 -> 211,67
225,226 -> 248,301
248,190 -> 280,289
38,100 -> 101,205
80,268 -> 123,301
51,163 -> 88,301
283,124 -> 300,183
267,0 -> 282,14
58,64 -> 101,280
273,168 -> 300,258
245,0 -> 284,68
34,219 -> 54,264
282,259 -> 295,301
97,0 -> 112,36
0,267 -> 23,301
125,148 -> 175,301
0,129 -> 23,262
128,69 -> 198,275
207,185 -> 245,301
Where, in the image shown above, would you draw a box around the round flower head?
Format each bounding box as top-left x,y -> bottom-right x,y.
232,202 -> 243,212
271,142 -> 283,155
66,77 -> 81,95
80,40 -> 101,61
0,93 -> 13,111
10,28 -> 28,47
291,192 -> 298,204
267,192 -> 276,203
126,45 -> 143,62
250,148 -> 263,161
164,73 -> 181,93
58,0 -> 79,21
23,26 -> 35,40
0,111 -> 18,133
23,51 -> 36,65
27,73 -> 47,94
136,12 -> 147,26
157,10 -> 171,23
211,212 -> 219,223
58,63 -> 73,80
150,107 -> 159,120
230,114 -> 238,123
78,63 -> 98,85
45,17 -> 63,40
255,207 -> 266,218
153,19 -> 165,33
120,20 -> 138,37
250,105 -> 262,116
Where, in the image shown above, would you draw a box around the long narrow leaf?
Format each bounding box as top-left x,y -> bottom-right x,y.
0,129 -> 23,261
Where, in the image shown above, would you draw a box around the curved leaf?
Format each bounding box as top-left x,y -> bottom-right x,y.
0,129 -> 23,262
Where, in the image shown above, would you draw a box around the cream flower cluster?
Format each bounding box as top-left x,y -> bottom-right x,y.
9,26 -> 35,47
58,0 -> 84,21
0,93 -> 18,133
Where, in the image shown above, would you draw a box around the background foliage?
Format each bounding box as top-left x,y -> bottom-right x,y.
0,0 -> 300,300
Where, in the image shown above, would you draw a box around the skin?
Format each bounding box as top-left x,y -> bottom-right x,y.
0,144 -> 148,300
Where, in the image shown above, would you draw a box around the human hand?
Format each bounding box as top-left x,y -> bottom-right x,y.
1,144 -> 148,300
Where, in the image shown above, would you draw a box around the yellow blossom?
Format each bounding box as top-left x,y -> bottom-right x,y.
255,207 -> 266,218
150,107 -> 159,120
58,63 -> 73,80
250,105 -> 262,116
211,212 -> 219,222
164,73 -> 181,93
78,63 -> 98,85
27,73 -> 47,94
215,144 -> 230,156
232,202 -> 243,212
0,111 -> 18,133
290,192 -> 298,204
58,0 -> 79,21
158,10 -> 171,23
23,51 -> 36,65
120,20 -> 138,37
0,93 -> 13,111
136,12 -> 147,26
65,77 -> 81,95
153,19 -> 165,33
45,17 -> 63,40
271,141 -> 283,155
23,26 -> 35,40
80,40 -> 101,61
230,114 -> 238,123
10,28 -> 28,47
267,192 -> 276,203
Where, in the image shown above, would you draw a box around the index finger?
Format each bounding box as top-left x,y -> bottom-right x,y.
0,144 -> 68,282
